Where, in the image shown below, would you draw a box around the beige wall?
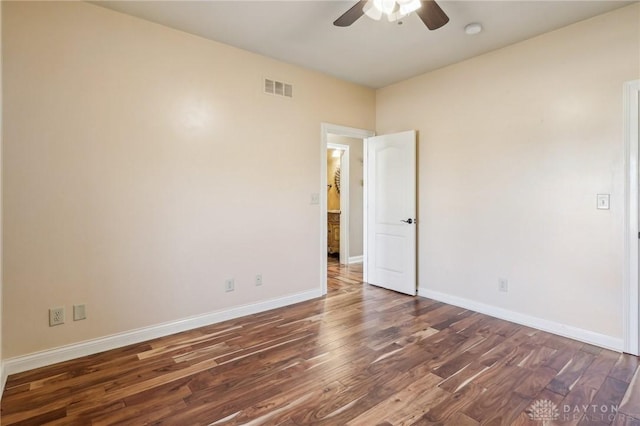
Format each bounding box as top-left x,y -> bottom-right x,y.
328,135 -> 364,258
377,4 -> 640,339
2,1 -> 375,358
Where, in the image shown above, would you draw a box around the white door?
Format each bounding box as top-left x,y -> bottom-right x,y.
365,130 -> 417,296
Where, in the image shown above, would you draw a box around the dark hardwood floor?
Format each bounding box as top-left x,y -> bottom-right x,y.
2,258 -> 639,425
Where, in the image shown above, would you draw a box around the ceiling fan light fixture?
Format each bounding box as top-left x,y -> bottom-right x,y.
367,0 -> 419,23
373,0 -> 397,16
364,0 -> 383,20
334,0 -> 448,29
386,11 -> 407,22
398,0 -> 421,15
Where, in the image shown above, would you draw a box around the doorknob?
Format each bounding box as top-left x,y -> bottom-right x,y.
401,218 -> 414,224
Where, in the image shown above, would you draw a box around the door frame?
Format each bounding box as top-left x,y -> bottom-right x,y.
623,79 -> 640,355
320,123 -> 374,295
327,142 -> 350,264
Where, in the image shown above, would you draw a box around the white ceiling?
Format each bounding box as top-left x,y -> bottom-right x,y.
93,1 -> 634,88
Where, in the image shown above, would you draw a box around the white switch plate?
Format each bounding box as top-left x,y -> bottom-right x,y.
73,304 -> 87,321
310,193 -> 320,205
225,278 -> 235,292
498,278 -> 508,293
597,194 -> 610,210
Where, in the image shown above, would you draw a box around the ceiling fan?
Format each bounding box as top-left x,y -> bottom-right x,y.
334,0 -> 449,30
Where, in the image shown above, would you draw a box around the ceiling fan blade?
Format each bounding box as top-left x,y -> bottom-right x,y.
333,0 -> 368,27
416,0 -> 449,30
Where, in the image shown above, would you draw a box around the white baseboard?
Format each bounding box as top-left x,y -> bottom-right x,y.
348,255 -> 363,264
418,288 -> 623,352
3,289 -> 322,378
1,362 -> 6,398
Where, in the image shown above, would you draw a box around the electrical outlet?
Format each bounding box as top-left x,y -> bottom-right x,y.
73,304 -> 87,321
225,278 -> 235,292
255,274 -> 263,286
49,307 -> 65,326
498,278 -> 508,293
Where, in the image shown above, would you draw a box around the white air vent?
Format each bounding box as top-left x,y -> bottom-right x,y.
264,77 -> 293,99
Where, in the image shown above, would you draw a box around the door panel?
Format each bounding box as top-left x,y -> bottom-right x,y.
366,130 -> 416,296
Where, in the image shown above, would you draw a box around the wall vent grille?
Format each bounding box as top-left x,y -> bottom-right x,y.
264,78 -> 293,99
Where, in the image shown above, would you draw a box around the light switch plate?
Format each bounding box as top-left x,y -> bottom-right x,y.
310,193 -> 320,205
73,304 -> 87,321
597,194 -> 610,210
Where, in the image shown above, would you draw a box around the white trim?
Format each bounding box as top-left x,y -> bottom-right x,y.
418,288 -> 623,352
624,79 -> 640,355
320,123 -> 374,295
363,137 -> 369,284
328,142 -> 350,265
3,289 -> 321,376
0,0 -> 4,400
1,363 -> 6,397
348,255 -> 364,264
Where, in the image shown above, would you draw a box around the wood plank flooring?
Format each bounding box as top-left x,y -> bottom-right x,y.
2,258 -> 640,425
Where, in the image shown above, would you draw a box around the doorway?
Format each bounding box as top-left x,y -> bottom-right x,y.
320,124 -> 374,295
327,142 -> 350,264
